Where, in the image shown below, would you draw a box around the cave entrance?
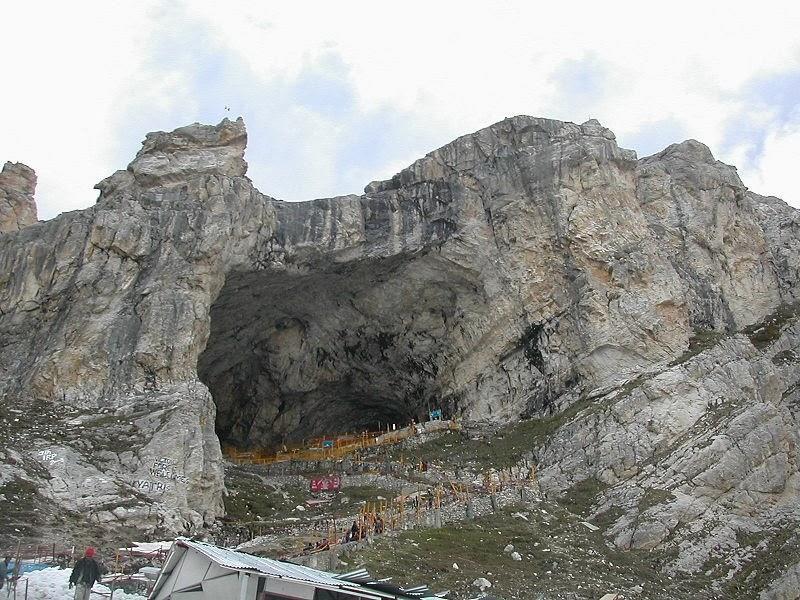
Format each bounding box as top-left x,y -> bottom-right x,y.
198,253 -> 479,451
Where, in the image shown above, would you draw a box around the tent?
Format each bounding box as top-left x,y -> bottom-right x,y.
148,539 -> 444,600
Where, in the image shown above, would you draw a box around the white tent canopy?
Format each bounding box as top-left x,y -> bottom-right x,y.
148,539 -> 442,600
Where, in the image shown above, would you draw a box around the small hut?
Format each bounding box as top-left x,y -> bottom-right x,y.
148,539 -> 443,600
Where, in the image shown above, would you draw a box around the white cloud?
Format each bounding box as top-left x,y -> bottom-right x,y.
1,0 -> 800,218
0,1 -> 158,217
739,121 -> 800,204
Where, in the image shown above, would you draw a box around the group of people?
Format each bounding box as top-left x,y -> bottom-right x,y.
345,519 -> 364,542
302,538 -> 330,553
0,547 -> 103,600
344,514 -> 385,542
410,491 -> 437,511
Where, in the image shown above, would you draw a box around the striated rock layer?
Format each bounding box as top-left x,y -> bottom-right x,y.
0,115 -> 799,587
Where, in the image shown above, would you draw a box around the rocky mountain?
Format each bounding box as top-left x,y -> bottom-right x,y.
1,115 -> 798,596
0,161 -> 38,233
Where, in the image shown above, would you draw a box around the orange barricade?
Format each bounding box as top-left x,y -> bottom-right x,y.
224,420 -> 459,466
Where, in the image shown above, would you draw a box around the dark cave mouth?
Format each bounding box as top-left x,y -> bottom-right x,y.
197,254 -> 480,451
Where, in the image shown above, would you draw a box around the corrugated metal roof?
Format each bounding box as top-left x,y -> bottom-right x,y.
338,567 -> 372,583
175,539 -> 352,588
337,567 -> 440,598
402,585 -> 431,593
365,582 -> 435,597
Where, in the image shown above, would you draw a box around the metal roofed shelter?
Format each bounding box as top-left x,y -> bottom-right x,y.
148,539 -> 444,600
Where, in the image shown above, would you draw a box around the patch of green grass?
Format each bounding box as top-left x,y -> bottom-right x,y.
0,477 -> 45,542
338,485 -> 395,504
556,477 -> 609,516
669,330 -> 725,367
223,469 -> 307,522
224,464 -> 399,525
350,508 -> 572,598
86,424 -> 146,456
324,485 -> 398,519
388,398 -> 597,470
0,395 -> 76,448
348,503 -> 704,599
81,413 -> 127,427
742,302 -> 800,350
772,349 -> 798,365
663,303 -> 800,371
723,526 -> 800,597
734,528 -> 766,549
612,372 -> 652,399
592,505 -> 625,530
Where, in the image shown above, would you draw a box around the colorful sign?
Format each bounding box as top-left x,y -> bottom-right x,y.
310,475 -> 341,493
429,409 -> 443,421
322,440 -> 334,448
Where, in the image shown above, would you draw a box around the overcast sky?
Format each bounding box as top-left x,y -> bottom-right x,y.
2,1 -> 800,219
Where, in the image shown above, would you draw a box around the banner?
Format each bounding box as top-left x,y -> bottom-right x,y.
310,475 -> 341,493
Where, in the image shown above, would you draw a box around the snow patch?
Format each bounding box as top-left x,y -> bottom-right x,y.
17,567 -> 146,600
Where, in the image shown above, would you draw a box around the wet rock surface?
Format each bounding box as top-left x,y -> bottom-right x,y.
0,114 -> 799,598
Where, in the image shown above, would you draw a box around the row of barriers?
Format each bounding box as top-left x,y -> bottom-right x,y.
216,461 -> 541,552
286,470 -> 542,562
224,419 -> 460,466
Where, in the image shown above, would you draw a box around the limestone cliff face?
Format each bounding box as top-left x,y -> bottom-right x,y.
0,115 -> 798,558
0,161 -> 37,233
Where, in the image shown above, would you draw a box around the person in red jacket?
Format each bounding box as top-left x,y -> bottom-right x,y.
69,547 -> 102,600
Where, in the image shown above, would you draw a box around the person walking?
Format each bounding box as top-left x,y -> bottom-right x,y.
0,556 -> 10,590
349,520 -> 359,542
69,547 -> 102,600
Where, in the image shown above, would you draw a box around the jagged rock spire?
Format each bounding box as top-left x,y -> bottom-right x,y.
0,161 -> 38,233
127,117 -> 248,187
